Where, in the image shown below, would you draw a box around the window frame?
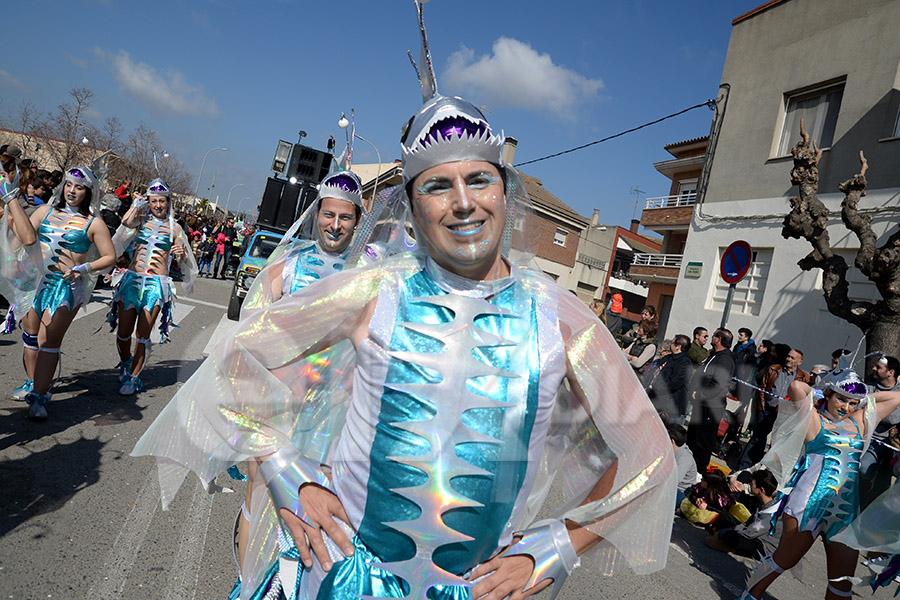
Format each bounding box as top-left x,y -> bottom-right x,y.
777,81 -> 845,156
553,228 -> 567,247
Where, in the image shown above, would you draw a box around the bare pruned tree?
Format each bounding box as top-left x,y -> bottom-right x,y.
38,87 -> 96,171
106,122 -> 192,195
782,120 -> 900,369
96,116 -> 124,156
8,100 -> 47,155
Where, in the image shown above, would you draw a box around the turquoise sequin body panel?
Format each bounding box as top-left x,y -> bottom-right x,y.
358,267 -> 541,580
784,414 -> 864,541
289,242 -> 345,295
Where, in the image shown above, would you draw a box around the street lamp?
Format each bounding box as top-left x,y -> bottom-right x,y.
225,183 -> 244,216
338,110 -> 381,207
193,147 -> 228,205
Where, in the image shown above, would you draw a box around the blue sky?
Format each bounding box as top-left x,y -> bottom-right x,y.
3,0 -> 764,227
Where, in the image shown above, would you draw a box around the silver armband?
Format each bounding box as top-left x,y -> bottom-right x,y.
73,262 -> 93,274
498,519 -> 580,599
257,445 -> 332,525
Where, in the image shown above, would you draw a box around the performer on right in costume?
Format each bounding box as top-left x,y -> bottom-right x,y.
108,176 -> 197,396
133,3 -> 674,599
3,166 -> 116,419
738,369 -> 900,600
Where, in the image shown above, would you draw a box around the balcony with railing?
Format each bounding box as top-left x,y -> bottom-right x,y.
640,193 -> 695,230
629,252 -> 683,282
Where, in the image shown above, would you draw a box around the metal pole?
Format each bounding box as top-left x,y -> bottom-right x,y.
353,134 -> 382,207
226,183 -> 244,217
192,147 -> 228,205
720,282 -> 736,329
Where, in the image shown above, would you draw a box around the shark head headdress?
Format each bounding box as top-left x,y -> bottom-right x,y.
813,368 -> 869,412
145,177 -> 172,198
400,2 -> 504,185
400,95 -> 505,185
50,165 -> 100,215
351,0 -> 536,268
318,171 -> 363,211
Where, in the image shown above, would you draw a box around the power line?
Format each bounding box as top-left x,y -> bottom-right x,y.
513,99 -> 717,168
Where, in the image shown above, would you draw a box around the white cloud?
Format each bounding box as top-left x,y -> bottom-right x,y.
0,69 -> 30,92
443,37 -> 603,117
96,49 -> 220,118
65,54 -> 89,69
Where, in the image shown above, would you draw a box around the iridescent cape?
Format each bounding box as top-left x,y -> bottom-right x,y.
132,251 -> 675,598
0,172 -> 42,332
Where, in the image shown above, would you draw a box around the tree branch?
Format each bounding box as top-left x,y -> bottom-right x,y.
839,150 -> 876,277
781,120 -> 877,329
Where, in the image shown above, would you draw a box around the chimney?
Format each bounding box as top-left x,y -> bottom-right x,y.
630,219 -> 640,233
591,209 -> 600,227
502,136 -> 518,165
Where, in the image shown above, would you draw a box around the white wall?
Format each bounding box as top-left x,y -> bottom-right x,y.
665,189 -> 898,368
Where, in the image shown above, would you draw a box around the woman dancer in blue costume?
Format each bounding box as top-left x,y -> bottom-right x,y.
5,166 -> 115,419
738,369 -> 900,600
133,4 -> 675,599
108,177 -> 197,395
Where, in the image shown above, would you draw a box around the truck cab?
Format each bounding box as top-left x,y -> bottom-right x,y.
227,230 -> 283,320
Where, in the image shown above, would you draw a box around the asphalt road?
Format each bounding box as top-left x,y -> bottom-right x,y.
0,276 -> 894,599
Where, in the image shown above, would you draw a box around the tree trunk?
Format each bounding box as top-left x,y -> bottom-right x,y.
865,318 -> 900,374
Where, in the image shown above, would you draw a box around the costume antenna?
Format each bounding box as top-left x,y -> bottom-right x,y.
407,50 -> 423,91
414,0 -> 438,101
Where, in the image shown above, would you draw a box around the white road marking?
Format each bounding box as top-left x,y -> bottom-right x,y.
202,314 -> 240,356
87,468 -> 160,599
163,481 -> 214,600
178,296 -> 228,310
171,303 -> 194,324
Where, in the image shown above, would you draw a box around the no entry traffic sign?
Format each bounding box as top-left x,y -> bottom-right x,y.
720,240 -> 752,284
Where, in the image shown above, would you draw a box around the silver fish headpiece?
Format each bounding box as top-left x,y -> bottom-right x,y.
318,170 -> 364,211
64,166 -> 99,194
400,94 -> 505,185
145,177 -> 171,198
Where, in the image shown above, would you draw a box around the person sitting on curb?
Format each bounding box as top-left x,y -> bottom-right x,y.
706,469 -> 782,558
668,422 -> 699,506
679,468 -> 750,530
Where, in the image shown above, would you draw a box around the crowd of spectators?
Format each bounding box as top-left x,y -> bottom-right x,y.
0,143 -> 254,283
594,289 -> 900,570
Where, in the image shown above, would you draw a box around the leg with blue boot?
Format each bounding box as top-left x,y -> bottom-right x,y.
25,305 -> 79,421
11,326 -> 38,400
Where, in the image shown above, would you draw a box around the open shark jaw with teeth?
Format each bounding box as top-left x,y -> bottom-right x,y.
447,220 -> 485,237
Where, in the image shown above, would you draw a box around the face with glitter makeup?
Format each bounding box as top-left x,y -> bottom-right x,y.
64,180 -> 87,207
824,391 -> 860,420
316,196 -> 358,254
410,160 -> 505,279
148,196 -> 169,219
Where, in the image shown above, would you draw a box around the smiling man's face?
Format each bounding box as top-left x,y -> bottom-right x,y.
410,160 -> 506,279
316,196 -> 358,254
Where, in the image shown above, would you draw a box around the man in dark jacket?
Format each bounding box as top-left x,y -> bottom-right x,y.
732,327 -> 757,429
687,327 -> 736,471
645,334 -> 693,422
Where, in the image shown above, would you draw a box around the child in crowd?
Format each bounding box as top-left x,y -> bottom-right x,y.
198,237 -> 215,276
